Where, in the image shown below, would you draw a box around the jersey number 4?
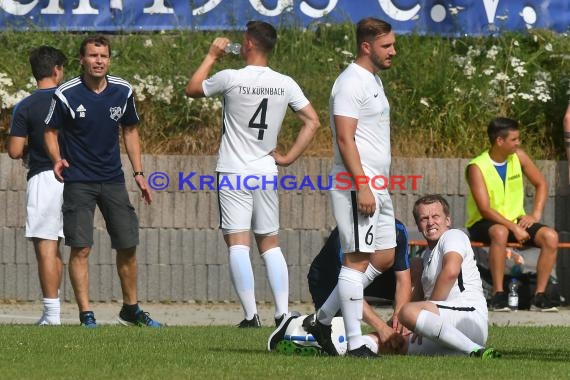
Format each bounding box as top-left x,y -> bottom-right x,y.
248,98 -> 268,140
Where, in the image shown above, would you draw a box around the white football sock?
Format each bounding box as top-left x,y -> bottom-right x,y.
338,266 -> 367,350
407,335 -> 462,356
261,247 -> 289,319
318,263 -> 381,325
317,284 -> 340,325
228,245 -> 257,320
40,297 -> 61,325
363,263 -> 382,288
415,310 -> 483,354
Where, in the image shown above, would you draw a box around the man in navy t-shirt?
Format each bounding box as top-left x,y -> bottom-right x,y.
8,46 -> 67,325
44,35 -> 160,328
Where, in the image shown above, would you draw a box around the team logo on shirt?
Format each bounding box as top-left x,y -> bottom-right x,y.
109,107 -> 123,121
76,104 -> 87,118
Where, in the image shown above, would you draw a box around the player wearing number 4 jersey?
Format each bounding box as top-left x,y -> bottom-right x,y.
185,20 -> 320,328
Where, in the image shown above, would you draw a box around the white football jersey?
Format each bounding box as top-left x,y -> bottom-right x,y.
203,65 -> 310,174
421,229 -> 486,305
330,63 -> 391,192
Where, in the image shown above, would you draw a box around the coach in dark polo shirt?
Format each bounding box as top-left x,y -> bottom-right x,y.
44,34 -> 160,328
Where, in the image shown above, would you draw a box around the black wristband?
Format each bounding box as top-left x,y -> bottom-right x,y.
133,171 -> 144,177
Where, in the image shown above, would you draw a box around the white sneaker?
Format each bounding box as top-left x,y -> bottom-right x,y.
362,334 -> 379,354
36,314 -> 61,326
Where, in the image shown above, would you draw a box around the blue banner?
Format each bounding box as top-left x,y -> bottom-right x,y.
1,1 -> 569,35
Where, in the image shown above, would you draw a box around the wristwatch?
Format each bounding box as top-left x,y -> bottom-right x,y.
133,171 -> 144,178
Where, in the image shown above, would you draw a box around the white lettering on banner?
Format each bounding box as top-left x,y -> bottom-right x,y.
144,0 -> 174,14
110,0 -> 123,11
0,0 -> 552,33
249,0 -> 293,17
39,0 -> 121,15
72,0 -> 98,15
193,0 -> 223,16
40,0 -> 63,15
430,4 -> 446,22
378,0 -> 420,21
482,0 -> 500,23
300,0 -> 338,18
0,0 -> 38,16
521,6 -> 536,25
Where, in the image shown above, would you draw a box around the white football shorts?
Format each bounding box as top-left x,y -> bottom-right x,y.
330,189 -> 396,253
25,170 -> 64,240
407,299 -> 488,356
217,172 -> 279,235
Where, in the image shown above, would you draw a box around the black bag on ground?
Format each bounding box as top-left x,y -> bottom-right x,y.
477,265 -> 561,309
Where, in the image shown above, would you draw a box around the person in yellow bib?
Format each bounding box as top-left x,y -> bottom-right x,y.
465,117 -> 558,312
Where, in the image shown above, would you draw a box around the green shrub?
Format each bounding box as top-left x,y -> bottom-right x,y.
1,26 -> 569,159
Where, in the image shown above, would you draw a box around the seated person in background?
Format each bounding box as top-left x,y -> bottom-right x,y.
465,117 -> 558,312
267,219 -> 411,355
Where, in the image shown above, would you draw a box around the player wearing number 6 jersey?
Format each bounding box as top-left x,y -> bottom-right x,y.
185,20 -> 320,328
310,18 -> 397,359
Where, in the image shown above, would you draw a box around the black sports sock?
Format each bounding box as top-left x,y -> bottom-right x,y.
122,303 -> 140,318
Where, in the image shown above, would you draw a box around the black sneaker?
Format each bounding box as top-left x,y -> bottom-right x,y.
267,312 -> 300,351
275,314 -> 285,327
470,347 -> 501,359
118,307 -> 162,327
347,344 -> 379,359
237,314 -> 261,328
79,311 -> 97,328
530,293 -> 559,312
488,292 -> 510,312
302,314 -> 338,356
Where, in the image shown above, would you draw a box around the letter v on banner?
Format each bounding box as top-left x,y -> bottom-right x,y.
483,0 -> 500,24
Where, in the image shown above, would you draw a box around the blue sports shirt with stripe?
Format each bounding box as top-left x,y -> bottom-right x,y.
45,75 -> 139,183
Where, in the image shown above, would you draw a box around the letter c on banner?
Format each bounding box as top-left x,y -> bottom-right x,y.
378,0 -> 420,22
1,0 -> 38,16
300,0 -> 338,18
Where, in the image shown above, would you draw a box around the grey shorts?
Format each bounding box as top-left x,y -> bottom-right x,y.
62,182 -> 139,249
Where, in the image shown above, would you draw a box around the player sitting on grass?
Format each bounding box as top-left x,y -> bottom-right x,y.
268,219 -> 411,356
268,196 -> 500,359
393,195 -> 500,358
